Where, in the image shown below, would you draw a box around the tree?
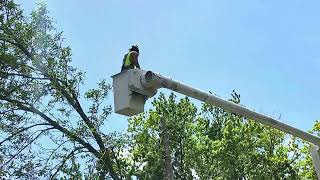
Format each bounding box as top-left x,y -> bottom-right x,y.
127,93 -> 198,179
128,92 -> 305,179
0,1 -> 126,179
200,91 -> 301,179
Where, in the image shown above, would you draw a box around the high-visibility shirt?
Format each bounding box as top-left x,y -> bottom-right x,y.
124,51 -> 133,67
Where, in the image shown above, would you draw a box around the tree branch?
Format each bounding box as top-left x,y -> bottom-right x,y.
111,147 -> 123,179
26,105 -> 100,157
0,123 -> 51,145
43,139 -> 71,169
0,71 -> 48,80
2,79 -> 34,98
0,97 -> 100,158
0,127 -> 54,169
1,29 -> 120,179
2,31 -> 106,153
0,108 -> 19,114
0,36 -> 33,59
50,146 -> 85,179
52,79 -> 106,151
46,77 -> 119,179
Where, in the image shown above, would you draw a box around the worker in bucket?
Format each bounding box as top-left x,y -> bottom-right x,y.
121,45 -> 140,72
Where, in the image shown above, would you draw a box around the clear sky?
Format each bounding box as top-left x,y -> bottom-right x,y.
18,0 -> 320,132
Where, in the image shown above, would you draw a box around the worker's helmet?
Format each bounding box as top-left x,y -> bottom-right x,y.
129,45 -> 139,53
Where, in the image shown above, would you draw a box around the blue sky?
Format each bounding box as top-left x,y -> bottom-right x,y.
18,0 -> 320,132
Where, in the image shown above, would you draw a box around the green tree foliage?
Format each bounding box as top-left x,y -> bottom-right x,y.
294,121 -> 320,179
127,93 -> 198,179
127,92 -> 311,179
0,1 -> 125,179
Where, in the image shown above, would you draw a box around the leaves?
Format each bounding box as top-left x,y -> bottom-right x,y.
0,1 -> 120,179
127,92 -> 316,179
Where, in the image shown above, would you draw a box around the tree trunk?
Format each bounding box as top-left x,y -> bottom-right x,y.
160,116 -> 174,180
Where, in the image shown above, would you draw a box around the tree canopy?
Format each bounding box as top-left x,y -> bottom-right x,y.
0,1 -> 124,179
127,92 -> 318,179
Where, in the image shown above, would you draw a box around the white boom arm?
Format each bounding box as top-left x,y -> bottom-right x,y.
141,71 -> 320,146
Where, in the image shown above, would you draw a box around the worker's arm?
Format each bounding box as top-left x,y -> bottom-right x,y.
130,51 -> 140,69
